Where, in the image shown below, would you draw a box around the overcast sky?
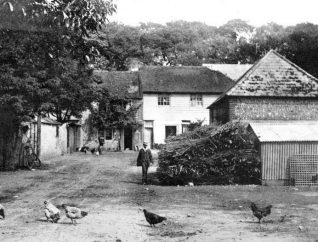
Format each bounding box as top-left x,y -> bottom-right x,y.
109,0 -> 318,27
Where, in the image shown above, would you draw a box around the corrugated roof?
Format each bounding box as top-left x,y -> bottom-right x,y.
94,70 -> 141,99
249,121 -> 318,142
202,64 -> 252,80
139,66 -> 234,94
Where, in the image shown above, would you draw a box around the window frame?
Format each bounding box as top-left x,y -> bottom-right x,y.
158,94 -> 170,106
190,94 -> 203,106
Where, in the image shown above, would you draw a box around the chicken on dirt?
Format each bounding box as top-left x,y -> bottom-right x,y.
0,204 -> 5,219
250,202 -> 272,223
62,204 -> 88,225
44,201 -> 60,223
143,209 -> 167,227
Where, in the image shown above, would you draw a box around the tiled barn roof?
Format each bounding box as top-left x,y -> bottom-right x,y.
208,50 -> 318,108
228,50 -> 318,97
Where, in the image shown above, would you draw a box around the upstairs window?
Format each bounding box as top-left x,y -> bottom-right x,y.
158,94 -> 170,106
190,94 -> 203,106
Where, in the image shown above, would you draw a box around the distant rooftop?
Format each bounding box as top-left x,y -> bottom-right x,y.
202,63 -> 252,80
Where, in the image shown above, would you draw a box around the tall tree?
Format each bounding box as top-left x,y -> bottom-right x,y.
0,0 -> 116,169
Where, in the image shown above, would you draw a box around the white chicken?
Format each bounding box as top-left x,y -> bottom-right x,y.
0,204 -> 5,219
44,201 -> 60,223
62,204 -> 88,225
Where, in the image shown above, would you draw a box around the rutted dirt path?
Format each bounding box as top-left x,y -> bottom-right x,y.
0,152 -> 315,241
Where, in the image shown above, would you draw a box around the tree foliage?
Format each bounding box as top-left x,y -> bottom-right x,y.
87,87 -> 141,131
89,19 -> 318,78
0,0 -> 116,169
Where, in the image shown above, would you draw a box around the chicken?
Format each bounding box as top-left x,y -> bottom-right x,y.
250,202 -> 272,223
62,204 -> 88,225
0,204 -> 5,219
312,174 -> 318,183
143,209 -> 167,227
44,201 -> 60,223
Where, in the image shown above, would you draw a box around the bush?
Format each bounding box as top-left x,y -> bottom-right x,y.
157,121 -> 261,185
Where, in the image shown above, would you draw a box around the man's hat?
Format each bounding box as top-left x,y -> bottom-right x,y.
143,142 -> 148,146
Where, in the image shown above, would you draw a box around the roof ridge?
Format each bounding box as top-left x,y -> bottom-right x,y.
140,65 -> 209,69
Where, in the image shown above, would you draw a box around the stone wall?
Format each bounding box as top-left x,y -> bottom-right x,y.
229,97 -> 318,121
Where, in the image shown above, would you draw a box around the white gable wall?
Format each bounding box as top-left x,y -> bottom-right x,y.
41,123 -> 67,160
143,93 -> 218,144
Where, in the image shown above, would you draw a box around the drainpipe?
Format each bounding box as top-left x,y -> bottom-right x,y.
37,114 -> 41,157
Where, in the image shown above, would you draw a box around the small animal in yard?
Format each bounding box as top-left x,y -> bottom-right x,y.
0,204 -> 5,219
62,204 -> 88,225
250,202 -> 272,223
44,201 -> 60,223
312,174 -> 318,183
143,209 -> 167,227
79,146 -> 89,153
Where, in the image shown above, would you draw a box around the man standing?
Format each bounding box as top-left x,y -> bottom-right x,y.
137,142 -> 153,184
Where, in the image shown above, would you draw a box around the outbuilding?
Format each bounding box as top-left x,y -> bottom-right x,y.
249,121 -> 318,186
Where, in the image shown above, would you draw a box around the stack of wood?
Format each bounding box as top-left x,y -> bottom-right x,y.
158,121 -> 261,185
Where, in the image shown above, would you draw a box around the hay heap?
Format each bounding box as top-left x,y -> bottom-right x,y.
158,121 -> 261,185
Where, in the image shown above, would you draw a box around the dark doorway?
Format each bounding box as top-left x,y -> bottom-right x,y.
165,126 -> 177,138
124,127 -> 133,150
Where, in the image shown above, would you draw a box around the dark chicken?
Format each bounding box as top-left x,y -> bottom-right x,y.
250,202 -> 272,223
0,204 -> 4,219
143,209 -> 167,227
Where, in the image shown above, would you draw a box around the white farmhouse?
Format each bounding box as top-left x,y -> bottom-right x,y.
139,66 -> 234,147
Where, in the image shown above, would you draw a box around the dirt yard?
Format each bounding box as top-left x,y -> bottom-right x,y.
0,151 -> 318,242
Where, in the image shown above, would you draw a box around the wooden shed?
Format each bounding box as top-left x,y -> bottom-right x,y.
249,121 -> 318,186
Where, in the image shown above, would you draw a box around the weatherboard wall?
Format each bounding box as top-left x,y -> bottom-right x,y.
143,93 -> 218,144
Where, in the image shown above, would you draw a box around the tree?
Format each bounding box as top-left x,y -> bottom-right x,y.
88,22 -> 143,70
87,86 -> 141,132
0,0 -> 116,170
283,23 -> 318,78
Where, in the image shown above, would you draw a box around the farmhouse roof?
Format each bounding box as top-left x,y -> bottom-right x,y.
93,70 -> 141,99
208,50 -> 318,108
202,63 -> 252,80
139,66 -> 234,94
249,121 -> 318,142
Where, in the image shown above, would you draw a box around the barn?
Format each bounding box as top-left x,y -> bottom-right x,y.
249,121 -> 318,186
